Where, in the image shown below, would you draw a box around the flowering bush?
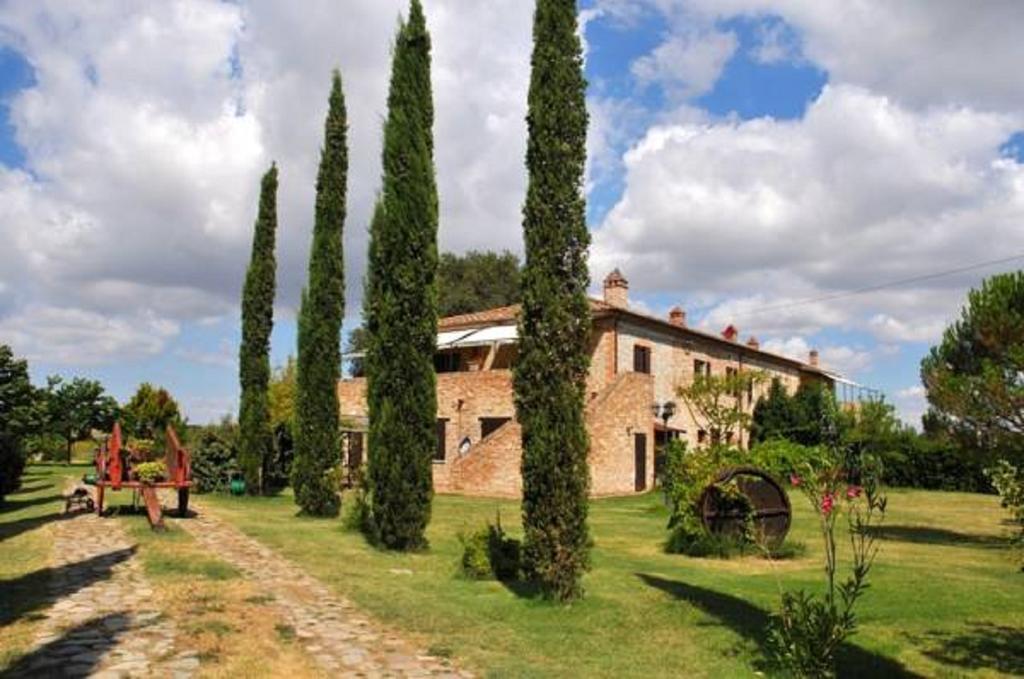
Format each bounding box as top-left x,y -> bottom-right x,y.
767,402 -> 887,679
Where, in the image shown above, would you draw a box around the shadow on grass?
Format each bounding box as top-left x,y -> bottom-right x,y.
0,546 -> 136,627
0,512 -> 72,544
0,612 -> 133,678
911,623 -> 1024,675
0,494 -> 64,515
637,573 -> 923,678
8,482 -> 55,495
872,525 -> 1008,548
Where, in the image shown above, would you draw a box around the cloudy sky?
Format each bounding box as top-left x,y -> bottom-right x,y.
0,0 -> 1021,425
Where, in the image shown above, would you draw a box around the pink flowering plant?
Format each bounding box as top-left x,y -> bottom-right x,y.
767,401 -> 887,679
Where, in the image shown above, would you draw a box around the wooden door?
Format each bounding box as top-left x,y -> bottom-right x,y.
634,433 -> 647,491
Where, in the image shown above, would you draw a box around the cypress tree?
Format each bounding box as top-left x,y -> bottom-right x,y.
513,0 -> 592,602
238,164 -> 278,494
292,71 -> 347,516
365,0 -> 439,550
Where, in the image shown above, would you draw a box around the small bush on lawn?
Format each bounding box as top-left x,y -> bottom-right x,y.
342,468 -> 376,537
985,459 -> 1024,568
190,426 -> 238,493
458,515 -> 522,581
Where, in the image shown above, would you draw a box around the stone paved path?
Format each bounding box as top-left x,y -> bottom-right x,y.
5,489 -> 197,678
175,503 -> 472,678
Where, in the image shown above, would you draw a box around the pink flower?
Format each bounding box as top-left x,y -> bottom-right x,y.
846,485 -> 863,500
790,474 -> 802,487
821,493 -> 834,515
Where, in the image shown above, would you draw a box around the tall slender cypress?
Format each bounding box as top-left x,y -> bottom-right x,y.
292,71 -> 347,516
365,0 -> 438,550
238,164 -> 278,494
513,0 -> 592,602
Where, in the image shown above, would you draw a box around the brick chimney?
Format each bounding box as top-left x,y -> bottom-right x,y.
722,324 -> 739,342
746,336 -> 760,350
809,349 -> 819,367
668,306 -> 686,327
603,268 -> 629,309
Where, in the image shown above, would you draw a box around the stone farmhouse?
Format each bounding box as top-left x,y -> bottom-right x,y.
338,270 -> 838,498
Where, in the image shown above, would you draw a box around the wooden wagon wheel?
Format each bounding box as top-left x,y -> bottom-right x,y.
697,466 -> 792,548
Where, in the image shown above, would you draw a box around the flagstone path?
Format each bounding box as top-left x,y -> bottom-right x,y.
5,490 -> 198,678
174,502 -> 472,678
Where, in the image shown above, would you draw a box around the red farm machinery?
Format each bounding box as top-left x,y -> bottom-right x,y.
92,422 -> 192,529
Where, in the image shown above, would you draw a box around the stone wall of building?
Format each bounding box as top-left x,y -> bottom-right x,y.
586,371 -> 655,495
608,318 -> 804,450
339,370 -> 516,493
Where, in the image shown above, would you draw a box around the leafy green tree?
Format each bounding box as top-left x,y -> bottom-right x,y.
265,357 -> 297,492
921,271 -> 1024,459
0,345 -> 40,500
513,0 -> 591,602
346,249 -> 521,376
122,383 -> 183,440
43,376 -> 119,463
678,370 -> 766,447
292,70 -> 348,517
365,0 -> 439,550
751,378 -> 799,443
438,250 -> 521,316
791,381 -> 834,446
238,163 -> 278,494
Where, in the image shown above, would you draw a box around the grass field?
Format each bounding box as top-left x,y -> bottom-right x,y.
3,465 -> 1022,677
201,486 -> 1024,678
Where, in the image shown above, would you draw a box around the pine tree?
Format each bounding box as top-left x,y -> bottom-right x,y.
292,71 -> 347,516
513,0 -> 592,602
751,378 -> 797,444
365,0 -> 439,550
238,164 -> 278,494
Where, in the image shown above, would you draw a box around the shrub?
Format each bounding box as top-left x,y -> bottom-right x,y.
749,439 -> 829,481
190,427 -> 238,494
458,515 -> 522,581
134,461 -> 167,484
663,441 -> 748,556
459,529 -> 492,579
0,436 -> 26,500
879,437 -> 990,492
985,459 -> 1024,568
23,433 -> 66,462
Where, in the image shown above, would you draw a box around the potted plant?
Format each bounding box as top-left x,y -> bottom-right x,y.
134,461 -> 167,485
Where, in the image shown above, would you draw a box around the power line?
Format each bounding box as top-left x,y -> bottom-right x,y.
728,252 -> 1024,319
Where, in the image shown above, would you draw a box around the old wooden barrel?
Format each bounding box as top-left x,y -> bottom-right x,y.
698,466 -> 791,548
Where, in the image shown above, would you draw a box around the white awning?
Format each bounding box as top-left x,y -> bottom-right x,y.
452,325 -> 518,347
437,329 -> 477,348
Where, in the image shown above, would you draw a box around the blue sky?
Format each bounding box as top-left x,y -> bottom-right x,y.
0,1 -> 1022,426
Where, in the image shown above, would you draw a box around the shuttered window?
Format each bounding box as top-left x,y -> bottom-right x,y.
633,345 -> 651,374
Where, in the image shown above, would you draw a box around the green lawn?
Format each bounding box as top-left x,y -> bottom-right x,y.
199,487 -> 1024,678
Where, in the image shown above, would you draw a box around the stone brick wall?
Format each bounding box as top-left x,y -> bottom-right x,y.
339,370 -> 516,493
586,371 -> 655,495
606,318 -> 804,450
448,419 -> 522,497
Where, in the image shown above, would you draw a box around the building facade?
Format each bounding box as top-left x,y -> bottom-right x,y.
338,270 -> 836,497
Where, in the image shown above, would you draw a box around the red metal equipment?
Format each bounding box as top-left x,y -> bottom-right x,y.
94,422 -> 193,526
